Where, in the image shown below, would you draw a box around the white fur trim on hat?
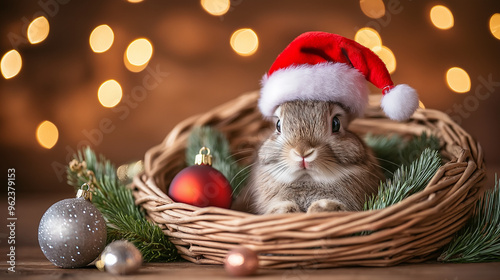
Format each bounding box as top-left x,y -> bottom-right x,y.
380,84 -> 419,121
259,62 -> 369,117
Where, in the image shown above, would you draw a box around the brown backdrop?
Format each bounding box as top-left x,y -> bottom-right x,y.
1,0 -> 499,196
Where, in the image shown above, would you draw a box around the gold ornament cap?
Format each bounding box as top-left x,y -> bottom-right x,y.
194,147 -> 212,166
76,182 -> 92,201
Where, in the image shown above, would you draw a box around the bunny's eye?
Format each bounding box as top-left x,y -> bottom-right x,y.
276,119 -> 281,133
332,116 -> 341,133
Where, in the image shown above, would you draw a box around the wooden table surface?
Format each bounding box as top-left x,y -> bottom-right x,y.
2,247 -> 500,280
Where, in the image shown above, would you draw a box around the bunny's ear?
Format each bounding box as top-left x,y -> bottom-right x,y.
272,106 -> 282,118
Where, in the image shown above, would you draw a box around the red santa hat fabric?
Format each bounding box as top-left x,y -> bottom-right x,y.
259,31 -> 419,121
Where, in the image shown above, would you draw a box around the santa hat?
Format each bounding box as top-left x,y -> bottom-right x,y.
259,31 -> 419,121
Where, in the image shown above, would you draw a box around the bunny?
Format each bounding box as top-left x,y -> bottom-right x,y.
236,100 -> 384,215
233,32 -> 418,214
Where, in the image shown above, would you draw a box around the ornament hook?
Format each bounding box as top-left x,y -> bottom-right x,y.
194,147 -> 212,166
76,182 -> 93,201
200,147 -> 210,155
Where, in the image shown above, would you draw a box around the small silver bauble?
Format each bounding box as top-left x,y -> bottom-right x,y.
97,240 -> 143,275
38,184 -> 107,268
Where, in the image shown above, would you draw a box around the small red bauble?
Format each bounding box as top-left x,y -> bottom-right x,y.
168,147 -> 232,208
224,247 -> 259,277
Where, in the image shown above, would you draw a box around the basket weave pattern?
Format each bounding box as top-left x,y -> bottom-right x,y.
133,92 -> 485,268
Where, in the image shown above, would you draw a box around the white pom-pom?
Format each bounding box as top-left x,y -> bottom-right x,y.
380,84 -> 419,121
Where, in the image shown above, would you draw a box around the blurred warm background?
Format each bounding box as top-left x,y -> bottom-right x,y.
1,0 -> 499,200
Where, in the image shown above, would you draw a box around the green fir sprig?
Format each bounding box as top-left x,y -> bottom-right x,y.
364,134 -> 404,178
439,175 -> 500,263
66,147 -> 180,262
364,148 -> 442,211
399,132 -> 441,167
365,132 -> 440,179
186,126 -> 250,197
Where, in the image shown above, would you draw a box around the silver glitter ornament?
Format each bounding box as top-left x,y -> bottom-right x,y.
96,240 -> 143,275
38,183 -> 107,268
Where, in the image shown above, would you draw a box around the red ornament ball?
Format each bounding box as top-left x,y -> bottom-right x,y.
168,164 -> 232,208
224,247 -> 259,277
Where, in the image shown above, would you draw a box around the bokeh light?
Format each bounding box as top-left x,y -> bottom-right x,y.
489,13 -> 500,40
230,28 -> 259,56
201,0 -> 230,16
446,67 -> 471,93
124,51 -> 148,72
419,100 -> 425,109
127,0 -> 144,3
98,79 -> 123,108
36,120 -> 59,149
1,50 -> 22,79
430,5 -> 454,30
126,38 -> 153,66
89,24 -> 114,53
27,16 -> 50,44
359,0 -> 385,19
373,45 -> 396,74
355,27 -> 382,50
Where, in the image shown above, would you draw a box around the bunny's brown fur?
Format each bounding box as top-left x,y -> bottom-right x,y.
235,100 -> 383,214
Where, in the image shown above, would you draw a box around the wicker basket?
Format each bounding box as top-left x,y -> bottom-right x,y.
132,91 -> 485,268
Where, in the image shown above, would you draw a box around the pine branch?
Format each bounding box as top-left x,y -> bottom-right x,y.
439,175 -> 500,263
399,132 -> 441,167
186,126 -> 250,197
364,148 -> 442,211
364,134 -> 404,178
365,132 -> 440,179
105,213 -> 178,262
66,147 -> 180,262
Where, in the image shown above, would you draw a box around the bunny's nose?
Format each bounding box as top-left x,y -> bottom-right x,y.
290,148 -> 317,162
303,149 -> 316,159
